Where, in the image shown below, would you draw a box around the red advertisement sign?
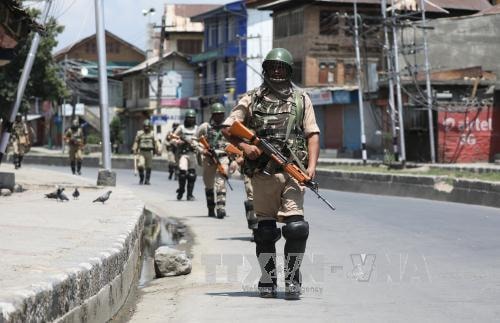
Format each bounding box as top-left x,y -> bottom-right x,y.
437,105 -> 497,163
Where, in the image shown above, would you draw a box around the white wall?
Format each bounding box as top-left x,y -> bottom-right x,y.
246,9 -> 273,91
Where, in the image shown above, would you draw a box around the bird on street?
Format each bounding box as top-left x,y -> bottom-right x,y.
45,187 -> 63,200
72,187 -> 80,200
57,188 -> 69,202
93,190 -> 112,204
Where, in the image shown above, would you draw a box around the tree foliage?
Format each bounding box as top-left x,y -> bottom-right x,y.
0,8 -> 67,118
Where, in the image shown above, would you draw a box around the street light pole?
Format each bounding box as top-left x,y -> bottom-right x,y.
0,0 -> 53,165
353,2 -> 367,165
94,0 -> 115,185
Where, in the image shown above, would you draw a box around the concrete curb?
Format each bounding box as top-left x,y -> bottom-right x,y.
0,201 -> 146,323
316,169 -> 500,208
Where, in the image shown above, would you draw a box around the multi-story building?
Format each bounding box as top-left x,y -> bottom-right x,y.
247,0 -> 492,160
191,0 -> 272,121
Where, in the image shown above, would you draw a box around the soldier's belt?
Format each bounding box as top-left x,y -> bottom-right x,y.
140,148 -> 154,151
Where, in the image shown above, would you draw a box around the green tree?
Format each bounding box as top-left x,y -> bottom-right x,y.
0,8 -> 67,119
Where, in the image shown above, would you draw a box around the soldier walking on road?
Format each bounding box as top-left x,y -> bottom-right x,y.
164,122 -> 180,180
11,114 -> 31,169
64,119 -> 84,175
132,119 -> 159,185
197,103 -> 230,218
222,48 -> 320,300
173,109 -> 198,201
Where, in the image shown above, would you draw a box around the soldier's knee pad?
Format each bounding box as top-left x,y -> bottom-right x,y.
254,221 -> 281,244
187,169 -> 196,181
178,170 -> 187,178
244,200 -> 253,213
282,218 -> 309,241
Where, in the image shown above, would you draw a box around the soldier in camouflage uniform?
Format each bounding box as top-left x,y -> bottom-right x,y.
64,119 -> 85,175
173,109 -> 198,201
222,48 -> 320,300
197,103 -> 230,219
11,114 -> 30,169
164,123 -> 180,180
132,119 -> 159,185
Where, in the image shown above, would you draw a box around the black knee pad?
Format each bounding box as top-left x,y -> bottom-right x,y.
179,170 -> 187,178
254,221 -> 281,244
187,169 -> 196,182
282,218 -> 309,241
244,200 -> 253,213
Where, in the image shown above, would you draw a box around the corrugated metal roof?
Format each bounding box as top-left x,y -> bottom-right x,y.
251,0 -> 492,12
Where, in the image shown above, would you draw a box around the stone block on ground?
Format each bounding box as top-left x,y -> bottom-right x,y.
1,188 -> 12,196
97,169 -> 116,186
154,246 -> 192,277
0,172 -> 15,190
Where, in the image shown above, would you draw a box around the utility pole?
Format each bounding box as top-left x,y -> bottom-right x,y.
353,1 -> 367,165
0,0 -> 53,165
156,13 -> 166,134
62,55 -> 67,153
419,0 -> 436,163
94,0 -> 115,185
381,0 -> 399,161
391,1 -> 407,165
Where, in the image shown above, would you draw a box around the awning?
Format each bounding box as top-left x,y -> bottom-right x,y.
190,49 -> 221,63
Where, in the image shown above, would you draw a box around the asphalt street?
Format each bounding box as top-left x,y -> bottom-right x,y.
35,165 -> 500,322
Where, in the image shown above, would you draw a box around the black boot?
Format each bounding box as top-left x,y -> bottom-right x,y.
13,154 -> 19,169
174,167 -> 179,180
245,200 -> 258,230
282,216 -> 309,300
216,191 -> 226,219
254,221 -> 281,298
76,160 -> 82,175
18,155 -> 23,168
177,170 -> 187,200
168,165 -> 174,180
206,189 -> 215,217
139,169 -> 145,185
70,161 -> 76,175
145,168 -> 151,185
186,169 -> 196,201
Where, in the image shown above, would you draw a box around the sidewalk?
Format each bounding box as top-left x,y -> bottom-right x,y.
0,164 -> 144,322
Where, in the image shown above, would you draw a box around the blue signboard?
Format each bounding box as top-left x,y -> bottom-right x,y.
151,115 -> 169,125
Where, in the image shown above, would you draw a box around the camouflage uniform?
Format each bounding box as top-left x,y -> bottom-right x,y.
132,120 -> 158,185
65,120 -> 84,175
174,109 -> 198,201
11,116 -> 30,169
223,48 -> 320,299
164,124 -> 179,180
198,119 -> 229,218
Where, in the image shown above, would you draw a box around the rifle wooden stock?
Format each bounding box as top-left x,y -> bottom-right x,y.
229,121 -> 257,143
225,143 -> 243,156
199,135 -> 233,190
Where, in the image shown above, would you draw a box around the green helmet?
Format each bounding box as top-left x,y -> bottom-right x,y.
211,102 -> 224,114
263,48 -> 293,68
185,109 -> 196,118
143,119 -> 151,127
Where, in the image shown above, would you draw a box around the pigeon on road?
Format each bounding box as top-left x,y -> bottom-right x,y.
57,188 -> 69,202
72,187 -> 80,200
45,187 -> 63,200
93,190 -> 112,204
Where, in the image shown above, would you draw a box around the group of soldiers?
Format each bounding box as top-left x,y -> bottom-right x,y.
134,48 -> 320,300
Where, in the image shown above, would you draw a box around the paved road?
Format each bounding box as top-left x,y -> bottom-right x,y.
37,165 -> 500,322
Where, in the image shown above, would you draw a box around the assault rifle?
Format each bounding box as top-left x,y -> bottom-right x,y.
199,135 -> 233,191
229,121 -> 335,211
225,143 -> 243,157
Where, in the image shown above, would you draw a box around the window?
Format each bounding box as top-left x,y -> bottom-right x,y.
177,39 -> 202,54
291,61 -> 302,86
274,9 -> 303,39
318,62 -> 336,84
289,9 -> 303,36
208,23 -> 217,48
319,11 -> 340,35
218,19 -> 225,44
228,17 -> 235,41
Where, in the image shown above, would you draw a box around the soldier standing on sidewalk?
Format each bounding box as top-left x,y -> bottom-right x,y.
132,119 -> 159,185
64,119 -> 84,175
11,114 -> 30,169
197,103 -> 229,218
222,48 -> 320,300
173,109 -> 198,201
164,122 -> 180,180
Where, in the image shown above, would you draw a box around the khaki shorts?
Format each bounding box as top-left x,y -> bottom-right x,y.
202,156 -> 229,189
244,174 -> 253,201
69,145 -> 83,162
138,150 -> 153,169
13,140 -> 27,155
252,171 -> 305,222
178,152 -> 197,171
167,150 -> 177,165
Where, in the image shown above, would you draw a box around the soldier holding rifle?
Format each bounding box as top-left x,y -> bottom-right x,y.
65,119 -> 85,175
197,103 -> 231,219
221,48 -> 322,300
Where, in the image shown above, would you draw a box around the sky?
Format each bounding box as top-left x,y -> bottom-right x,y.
25,0 -> 234,53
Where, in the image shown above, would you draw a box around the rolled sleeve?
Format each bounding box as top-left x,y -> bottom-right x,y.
223,94 -> 251,127
302,94 -> 320,136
